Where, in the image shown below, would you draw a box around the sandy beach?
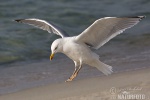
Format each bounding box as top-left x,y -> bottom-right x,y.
0,67 -> 150,100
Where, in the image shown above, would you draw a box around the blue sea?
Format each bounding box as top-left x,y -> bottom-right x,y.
0,0 -> 150,94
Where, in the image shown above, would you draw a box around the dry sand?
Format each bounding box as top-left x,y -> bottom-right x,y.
0,68 -> 150,100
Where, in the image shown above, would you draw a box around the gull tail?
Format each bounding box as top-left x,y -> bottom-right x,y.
94,60 -> 113,75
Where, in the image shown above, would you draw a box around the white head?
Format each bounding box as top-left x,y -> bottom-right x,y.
50,39 -> 63,60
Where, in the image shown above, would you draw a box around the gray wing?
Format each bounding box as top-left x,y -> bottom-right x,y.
15,18 -> 69,38
75,16 -> 145,49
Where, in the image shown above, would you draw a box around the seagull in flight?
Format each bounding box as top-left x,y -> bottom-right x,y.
15,16 -> 145,82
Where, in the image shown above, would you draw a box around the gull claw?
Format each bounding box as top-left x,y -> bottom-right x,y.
65,75 -> 75,82
65,78 -> 73,82
65,72 -> 78,82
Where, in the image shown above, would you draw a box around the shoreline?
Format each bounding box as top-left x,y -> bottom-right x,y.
0,67 -> 150,100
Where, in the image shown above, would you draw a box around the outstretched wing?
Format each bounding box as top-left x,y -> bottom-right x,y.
15,18 -> 69,38
75,16 -> 145,49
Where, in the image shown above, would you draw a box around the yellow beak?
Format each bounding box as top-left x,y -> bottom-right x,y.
50,53 -> 55,60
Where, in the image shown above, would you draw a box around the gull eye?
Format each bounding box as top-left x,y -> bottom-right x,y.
54,46 -> 58,50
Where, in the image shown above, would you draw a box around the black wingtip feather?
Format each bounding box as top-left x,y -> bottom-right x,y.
120,16 -> 146,20
128,16 -> 146,20
14,19 -> 24,23
138,16 -> 146,20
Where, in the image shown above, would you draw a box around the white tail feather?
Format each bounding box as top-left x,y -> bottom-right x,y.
94,60 -> 113,75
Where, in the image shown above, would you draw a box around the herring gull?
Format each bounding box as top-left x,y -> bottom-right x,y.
15,16 -> 145,82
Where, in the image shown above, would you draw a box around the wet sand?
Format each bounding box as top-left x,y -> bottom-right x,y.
0,67 -> 150,100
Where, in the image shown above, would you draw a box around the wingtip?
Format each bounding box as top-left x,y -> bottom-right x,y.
14,19 -> 23,22
128,16 -> 146,20
137,16 -> 146,20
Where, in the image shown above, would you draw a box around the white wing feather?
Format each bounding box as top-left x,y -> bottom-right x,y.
15,18 -> 69,38
76,16 -> 145,49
